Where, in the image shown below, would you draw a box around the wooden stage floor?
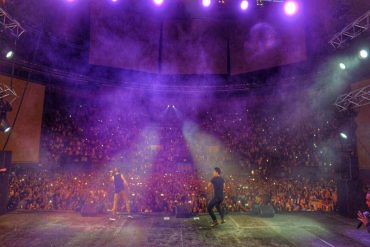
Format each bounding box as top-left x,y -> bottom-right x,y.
0,212 -> 370,247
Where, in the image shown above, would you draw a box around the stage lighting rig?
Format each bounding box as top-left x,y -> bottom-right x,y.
329,10 -> 370,49
0,8 -> 25,39
335,85 -> 370,111
256,0 -> 284,7
0,83 -> 16,102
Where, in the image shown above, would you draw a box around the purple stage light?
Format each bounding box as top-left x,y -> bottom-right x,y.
284,1 -> 298,16
202,0 -> 211,8
240,0 -> 249,10
153,0 -> 164,6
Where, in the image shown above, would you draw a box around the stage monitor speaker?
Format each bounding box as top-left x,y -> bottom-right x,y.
81,203 -> 98,217
175,205 -> 193,218
259,205 -> 275,218
0,151 -> 11,215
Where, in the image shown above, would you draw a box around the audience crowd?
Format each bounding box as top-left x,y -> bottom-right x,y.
8,169 -> 337,214
8,93 -> 341,214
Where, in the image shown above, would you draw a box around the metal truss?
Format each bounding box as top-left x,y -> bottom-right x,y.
0,7 -> 25,39
335,85 -> 370,111
256,0 -> 283,6
0,83 -> 17,103
329,10 -> 370,49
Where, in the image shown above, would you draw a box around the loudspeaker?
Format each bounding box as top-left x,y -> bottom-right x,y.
81,203 -> 98,217
337,179 -> 363,217
259,205 -> 275,217
175,205 -> 193,218
0,151 -> 11,215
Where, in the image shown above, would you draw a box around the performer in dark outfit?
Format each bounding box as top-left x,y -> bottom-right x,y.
207,167 -> 225,227
357,191 -> 370,233
109,168 -> 133,220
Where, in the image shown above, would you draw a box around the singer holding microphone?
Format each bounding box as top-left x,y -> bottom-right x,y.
357,191 -> 370,233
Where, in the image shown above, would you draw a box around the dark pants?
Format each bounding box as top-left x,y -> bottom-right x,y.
207,197 -> 224,222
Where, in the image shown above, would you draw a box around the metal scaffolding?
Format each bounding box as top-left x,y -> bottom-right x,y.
335,85 -> 370,111
0,7 -> 25,39
329,10 -> 370,49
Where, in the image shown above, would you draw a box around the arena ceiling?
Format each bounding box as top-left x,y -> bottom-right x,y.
0,0 -> 370,90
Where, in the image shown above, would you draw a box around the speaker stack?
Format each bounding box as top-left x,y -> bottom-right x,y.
0,151 -> 12,215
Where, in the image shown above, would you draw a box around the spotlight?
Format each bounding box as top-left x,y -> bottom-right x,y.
240,0 -> 249,10
339,63 -> 346,70
202,0 -> 211,7
340,132 -> 348,139
0,119 -> 11,133
1,48 -> 14,59
359,49 -> 368,59
6,51 -> 13,59
284,1 -> 298,16
153,0 -> 164,5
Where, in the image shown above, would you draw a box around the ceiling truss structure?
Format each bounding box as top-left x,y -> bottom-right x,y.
0,83 -> 17,104
335,85 -> 370,111
329,10 -> 370,49
0,7 -> 25,39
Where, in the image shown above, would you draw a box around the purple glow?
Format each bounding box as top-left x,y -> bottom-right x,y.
240,0 -> 249,10
284,1 -> 298,16
202,0 -> 211,7
112,0 -> 117,2
153,0 -> 164,6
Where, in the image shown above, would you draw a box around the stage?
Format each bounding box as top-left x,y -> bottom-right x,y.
0,212 -> 369,247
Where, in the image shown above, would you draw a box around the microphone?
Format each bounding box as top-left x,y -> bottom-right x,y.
357,211 -> 370,229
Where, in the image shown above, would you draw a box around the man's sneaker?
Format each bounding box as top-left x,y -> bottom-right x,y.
221,219 -> 226,224
210,221 -> 219,227
109,217 -> 117,221
127,215 -> 134,219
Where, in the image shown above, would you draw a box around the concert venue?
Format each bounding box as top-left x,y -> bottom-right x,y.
0,0 -> 370,246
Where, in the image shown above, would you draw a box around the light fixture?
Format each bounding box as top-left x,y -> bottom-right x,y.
284,1 -> 298,16
0,119 -> 11,133
340,132 -> 348,139
5,50 -> 13,59
339,63 -> 346,70
240,0 -> 249,10
202,0 -> 211,8
359,49 -> 368,59
153,0 -> 164,6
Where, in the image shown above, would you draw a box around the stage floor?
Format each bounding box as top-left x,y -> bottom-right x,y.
0,212 -> 370,247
